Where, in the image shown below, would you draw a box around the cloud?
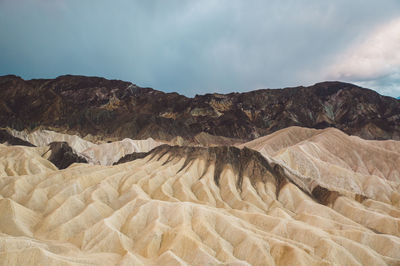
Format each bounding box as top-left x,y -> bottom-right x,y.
355,73 -> 400,97
324,18 -> 400,96
1,0 -> 400,96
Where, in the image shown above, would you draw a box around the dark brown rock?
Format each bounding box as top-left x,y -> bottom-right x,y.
47,142 -> 87,169
311,185 -> 340,205
114,152 -> 148,165
1,75 -> 399,141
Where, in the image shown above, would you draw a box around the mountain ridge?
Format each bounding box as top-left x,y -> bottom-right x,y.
1,74 -> 399,142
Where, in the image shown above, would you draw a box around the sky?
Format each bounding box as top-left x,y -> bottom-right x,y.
1,0 -> 400,97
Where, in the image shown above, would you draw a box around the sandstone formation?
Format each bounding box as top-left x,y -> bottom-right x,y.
80,138 -> 163,165
0,127 -> 399,265
239,126 -> 400,204
7,128 -> 96,152
0,129 -> 35,147
1,75 -> 399,142
5,128 -> 163,165
0,144 -> 57,176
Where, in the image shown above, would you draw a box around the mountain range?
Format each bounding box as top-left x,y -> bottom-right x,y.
1,75 -> 400,265
1,75 -> 399,142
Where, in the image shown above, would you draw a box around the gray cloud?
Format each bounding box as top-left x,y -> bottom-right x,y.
1,0 -> 400,96
355,73 -> 400,98
321,17 -> 400,96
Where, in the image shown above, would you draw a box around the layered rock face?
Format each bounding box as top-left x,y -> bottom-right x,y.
1,75 -> 399,141
0,127 -> 399,265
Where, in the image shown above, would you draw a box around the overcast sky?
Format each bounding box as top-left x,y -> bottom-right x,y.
1,0 -> 400,97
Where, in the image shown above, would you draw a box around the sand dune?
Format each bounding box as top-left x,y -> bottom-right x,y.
1,129 -> 400,265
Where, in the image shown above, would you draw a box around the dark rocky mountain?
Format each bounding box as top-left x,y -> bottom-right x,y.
1,74 -> 399,141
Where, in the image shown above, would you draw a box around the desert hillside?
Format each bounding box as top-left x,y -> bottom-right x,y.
2,0 -> 400,264
1,127 -> 399,265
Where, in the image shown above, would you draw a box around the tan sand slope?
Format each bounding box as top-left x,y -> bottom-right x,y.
0,134 -> 400,265
5,128 -> 163,165
240,126 -> 400,204
80,138 -> 162,165
0,144 -> 57,176
6,128 -> 96,153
